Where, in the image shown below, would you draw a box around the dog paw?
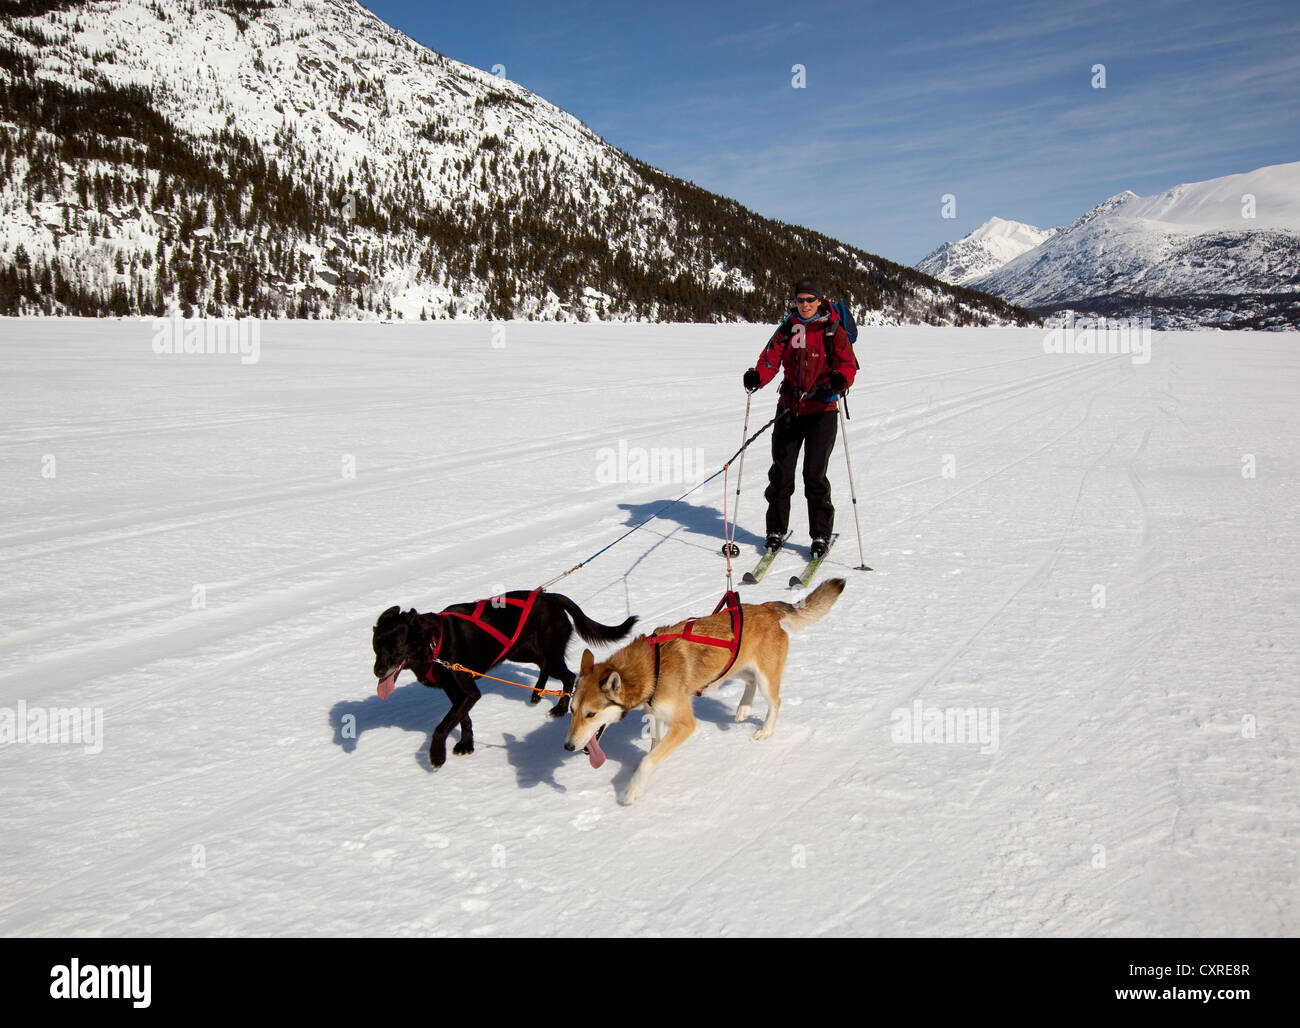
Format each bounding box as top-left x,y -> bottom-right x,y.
734,705 -> 751,722
429,750 -> 447,769
453,739 -> 474,756
752,727 -> 773,741
529,690 -> 543,705
547,699 -> 571,718
622,769 -> 649,805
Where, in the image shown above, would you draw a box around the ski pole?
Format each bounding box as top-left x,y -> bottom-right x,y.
721,393 -> 752,558
837,398 -> 872,572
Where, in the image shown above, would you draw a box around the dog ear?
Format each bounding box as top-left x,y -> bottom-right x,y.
580,648 -> 594,674
600,670 -> 621,697
377,605 -> 401,626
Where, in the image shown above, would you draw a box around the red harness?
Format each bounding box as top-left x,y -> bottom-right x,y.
426,588 -> 542,680
645,591 -> 744,696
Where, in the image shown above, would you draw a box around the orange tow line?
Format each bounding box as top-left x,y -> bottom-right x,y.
432,658 -> 567,697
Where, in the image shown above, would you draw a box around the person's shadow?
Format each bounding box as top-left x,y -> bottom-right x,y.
616,498 -> 767,556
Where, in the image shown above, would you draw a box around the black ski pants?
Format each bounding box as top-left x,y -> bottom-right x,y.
764,407 -> 838,539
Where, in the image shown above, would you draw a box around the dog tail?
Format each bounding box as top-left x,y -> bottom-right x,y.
774,577 -> 846,632
553,593 -> 639,645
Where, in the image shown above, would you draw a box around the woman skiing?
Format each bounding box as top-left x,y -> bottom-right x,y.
742,275 -> 856,559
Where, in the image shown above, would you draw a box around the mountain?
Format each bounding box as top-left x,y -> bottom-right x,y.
0,0 -> 1037,326
915,217 -> 1057,286
970,163 -> 1300,329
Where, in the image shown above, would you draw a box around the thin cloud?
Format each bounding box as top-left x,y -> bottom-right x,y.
713,21 -> 812,49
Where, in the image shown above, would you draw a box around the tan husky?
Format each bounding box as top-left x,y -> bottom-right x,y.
564,578 -> 846,804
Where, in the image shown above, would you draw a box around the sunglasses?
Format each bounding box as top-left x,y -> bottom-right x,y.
794,295 -> 819,304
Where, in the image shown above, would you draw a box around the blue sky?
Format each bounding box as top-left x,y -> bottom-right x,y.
364,0 -> 1300,265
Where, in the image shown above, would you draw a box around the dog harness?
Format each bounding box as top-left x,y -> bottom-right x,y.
645,591 -> 744,698
425,587 -> 543,680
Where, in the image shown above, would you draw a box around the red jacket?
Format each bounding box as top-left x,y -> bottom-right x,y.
752,308 -> 857,415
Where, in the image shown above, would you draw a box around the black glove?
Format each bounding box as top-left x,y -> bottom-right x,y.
743,368 -> 761,392
829,371 -> 847,393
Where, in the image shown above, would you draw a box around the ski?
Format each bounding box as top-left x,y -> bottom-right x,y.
741,530 -> 792,584
789,533 -> 840,588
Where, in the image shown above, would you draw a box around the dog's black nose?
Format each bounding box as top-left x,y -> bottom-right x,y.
564,742 -> 576,751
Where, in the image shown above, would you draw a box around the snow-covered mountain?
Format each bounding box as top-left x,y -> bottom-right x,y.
0,0 -> 1037,326
915,217 -> 1057,286
971,163 -> 1300,329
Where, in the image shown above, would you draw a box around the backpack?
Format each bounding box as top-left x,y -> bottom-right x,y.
827,300 -> 860,369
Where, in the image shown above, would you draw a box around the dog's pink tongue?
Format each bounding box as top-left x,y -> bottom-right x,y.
377,670 -> 399,700
586,733 -> 606,769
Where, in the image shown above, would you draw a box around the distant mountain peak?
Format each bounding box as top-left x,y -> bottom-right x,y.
969,163 -> 1300,329
1063,190 -> 1139,232
916,217 -> 1057,287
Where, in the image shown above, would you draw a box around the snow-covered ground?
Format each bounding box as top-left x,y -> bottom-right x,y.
1,318 -> 1295,937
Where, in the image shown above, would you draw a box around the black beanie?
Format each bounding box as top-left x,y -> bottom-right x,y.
793,275 -> 822,297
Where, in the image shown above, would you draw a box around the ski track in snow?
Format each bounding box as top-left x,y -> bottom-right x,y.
1,320 -> 1296,937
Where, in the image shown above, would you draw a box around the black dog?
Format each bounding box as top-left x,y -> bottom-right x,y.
372,590 -> 636,769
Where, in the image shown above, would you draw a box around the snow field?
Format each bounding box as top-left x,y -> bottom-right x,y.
0,319 -> 1295,936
